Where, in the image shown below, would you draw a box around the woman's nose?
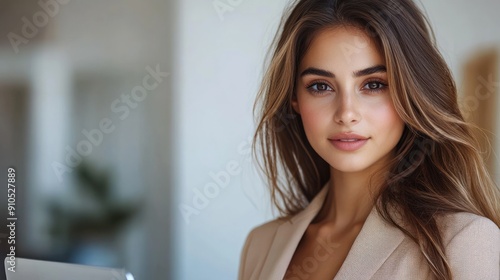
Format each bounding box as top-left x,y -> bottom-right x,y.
333,92 -> 361,125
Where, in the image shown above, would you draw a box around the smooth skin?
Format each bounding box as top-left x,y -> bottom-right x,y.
287,26 -> 405,279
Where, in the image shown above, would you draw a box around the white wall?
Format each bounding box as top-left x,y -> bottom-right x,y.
175,1 -> 289,279
175,1 -> 500,279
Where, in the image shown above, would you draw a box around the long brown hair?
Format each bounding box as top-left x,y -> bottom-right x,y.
252,0 -> 500,279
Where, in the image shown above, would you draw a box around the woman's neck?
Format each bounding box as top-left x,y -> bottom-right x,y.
313,167 -> 384,228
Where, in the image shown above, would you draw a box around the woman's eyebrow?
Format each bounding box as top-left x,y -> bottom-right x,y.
353,65 -> 386,77
299,67 -> 334,78
299,65 -> 387,78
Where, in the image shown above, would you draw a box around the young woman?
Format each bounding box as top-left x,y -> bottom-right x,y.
238,0 -> 500,279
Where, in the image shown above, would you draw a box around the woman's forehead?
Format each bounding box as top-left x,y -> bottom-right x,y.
299,26 -> 386,73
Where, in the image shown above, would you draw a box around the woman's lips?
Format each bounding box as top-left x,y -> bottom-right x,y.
329,138 -> 369,151
330,132 -> 368,140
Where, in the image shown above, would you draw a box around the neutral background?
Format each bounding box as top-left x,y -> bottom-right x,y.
0,1 -> 499,280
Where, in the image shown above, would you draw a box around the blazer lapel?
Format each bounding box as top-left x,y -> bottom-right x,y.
257,185 -> 329,280
334,205 -> 406,279
257,185 -> 406,280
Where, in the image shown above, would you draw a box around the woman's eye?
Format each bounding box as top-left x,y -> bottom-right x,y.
307,82 -> 332,93
363,81 -> 387,91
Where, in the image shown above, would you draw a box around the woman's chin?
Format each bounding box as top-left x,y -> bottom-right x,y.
329,163 -> 369,174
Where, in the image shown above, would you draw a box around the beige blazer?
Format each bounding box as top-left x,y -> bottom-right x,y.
238,185 -> 500,280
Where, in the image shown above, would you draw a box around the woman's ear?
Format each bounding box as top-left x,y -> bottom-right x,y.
291,95 -> 300,115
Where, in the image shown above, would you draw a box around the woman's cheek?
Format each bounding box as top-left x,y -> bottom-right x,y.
368,102 -> 404,138
301,105 -> 331,132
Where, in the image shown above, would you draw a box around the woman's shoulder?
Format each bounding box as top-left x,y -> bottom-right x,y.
436,211 -> 499,244
245,216 -> 289,241
238,216 -> 290,279
435,211 -> 499,279
240,215 -> 292,259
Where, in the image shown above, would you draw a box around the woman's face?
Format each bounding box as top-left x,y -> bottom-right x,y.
292,26 -> 405,174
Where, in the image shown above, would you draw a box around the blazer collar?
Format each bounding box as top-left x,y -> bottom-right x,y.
258,183 -> 406,280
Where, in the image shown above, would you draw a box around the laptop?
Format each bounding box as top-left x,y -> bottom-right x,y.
5,257 -> 135,280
